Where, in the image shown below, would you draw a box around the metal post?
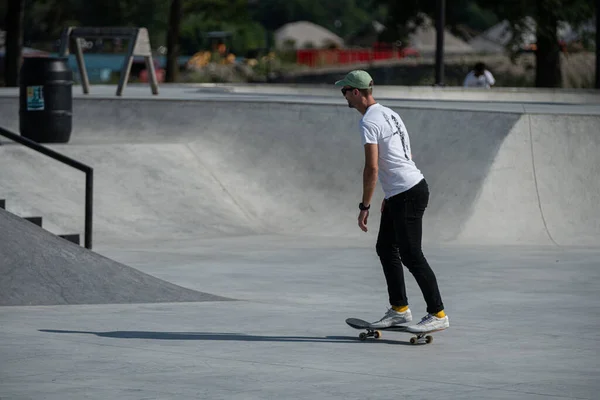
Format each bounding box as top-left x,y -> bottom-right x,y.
74,37 -> 90,94
58,28 -> 72,55
116,34 -> 137,96
145,56 -> 159,95
116,56 -> 134,96
435,0 -> 446,86
84,169 -> 93,249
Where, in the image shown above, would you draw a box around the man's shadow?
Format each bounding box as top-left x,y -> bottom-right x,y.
39,329 -> 412,345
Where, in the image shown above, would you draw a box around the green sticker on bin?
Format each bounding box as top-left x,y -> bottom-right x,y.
26,86 -> 45,111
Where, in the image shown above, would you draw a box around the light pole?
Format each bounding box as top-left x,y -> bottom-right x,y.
435,0 -> 446,86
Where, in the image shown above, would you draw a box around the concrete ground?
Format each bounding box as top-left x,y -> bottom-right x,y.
1,85 -> 599,399
2,238 -> 600,399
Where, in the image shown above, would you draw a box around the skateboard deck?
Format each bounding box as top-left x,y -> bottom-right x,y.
346,318 -> 438,345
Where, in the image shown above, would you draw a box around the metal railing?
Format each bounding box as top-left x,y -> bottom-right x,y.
0,126 -> 93,249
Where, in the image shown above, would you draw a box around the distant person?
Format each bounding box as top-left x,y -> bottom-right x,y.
463,62 -> 496,88
334,70 -> 450,333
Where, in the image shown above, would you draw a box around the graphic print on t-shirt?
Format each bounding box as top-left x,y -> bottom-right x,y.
381,112 -> 409,159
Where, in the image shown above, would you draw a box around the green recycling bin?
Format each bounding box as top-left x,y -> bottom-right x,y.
19,57 -> 73,143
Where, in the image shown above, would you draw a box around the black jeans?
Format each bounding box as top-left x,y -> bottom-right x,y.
376,179 -> 444,314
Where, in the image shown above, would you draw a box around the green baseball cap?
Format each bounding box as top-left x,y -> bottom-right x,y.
334,70 -> 374,89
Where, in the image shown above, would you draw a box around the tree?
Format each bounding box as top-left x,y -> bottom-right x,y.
249,0 -> 383,42
165,0 -> 252,82
534,0 -> 561,87
23,0 -> 78,48
73,0 -> 168,47
376,0 -> 486,47
165,0 -> 182,82
597,0 -> 600,89
477,0 -> 595,87
379,0 -> 594,87
4,0 -> 25,86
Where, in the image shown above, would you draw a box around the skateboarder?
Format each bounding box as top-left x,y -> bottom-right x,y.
334,70 -> 449,333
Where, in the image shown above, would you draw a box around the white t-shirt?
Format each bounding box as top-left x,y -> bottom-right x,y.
359,103 -> 424,199
463,70 -> 495,88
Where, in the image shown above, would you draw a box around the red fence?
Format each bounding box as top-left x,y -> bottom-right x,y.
296,48 -> 420,68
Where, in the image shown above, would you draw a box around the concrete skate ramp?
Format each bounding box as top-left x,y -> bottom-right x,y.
0,98 -> 599,246
0,142 -> 259,244
458,113 -> 600,246
0,208 -> 232,306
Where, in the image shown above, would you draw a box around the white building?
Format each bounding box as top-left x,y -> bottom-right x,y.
274,21 -> 344,50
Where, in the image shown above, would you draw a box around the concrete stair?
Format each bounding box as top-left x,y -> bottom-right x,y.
24,216 -> 43,227
0,199 -> 81,246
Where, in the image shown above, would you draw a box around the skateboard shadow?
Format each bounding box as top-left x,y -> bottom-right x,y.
39,329 -> 412,345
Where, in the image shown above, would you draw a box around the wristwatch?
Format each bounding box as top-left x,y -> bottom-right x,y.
359,202 -> 370,211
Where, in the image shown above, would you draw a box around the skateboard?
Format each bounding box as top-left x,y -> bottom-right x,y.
346,318 -> 435,345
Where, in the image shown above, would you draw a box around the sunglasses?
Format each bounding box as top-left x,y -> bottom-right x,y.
341,87 -> 355,95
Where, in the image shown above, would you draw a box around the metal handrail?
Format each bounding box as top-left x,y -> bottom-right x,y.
0,126 -> 93,249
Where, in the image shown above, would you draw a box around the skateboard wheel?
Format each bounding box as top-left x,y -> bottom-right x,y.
410,337 -> 417,345
425,335 -> 433,344
374,331 -> 381,339
359,332 -> 367,341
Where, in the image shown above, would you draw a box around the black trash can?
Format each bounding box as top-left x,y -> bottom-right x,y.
19,57 -> 73,143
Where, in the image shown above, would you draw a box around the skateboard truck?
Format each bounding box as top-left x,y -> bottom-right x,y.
347,318 -> 435,345
358,328 -> 381,341
409,333 -> 434,345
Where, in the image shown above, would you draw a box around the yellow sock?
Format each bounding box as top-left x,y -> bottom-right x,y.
434,310 -> 446,318
392,305 -> 409,313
